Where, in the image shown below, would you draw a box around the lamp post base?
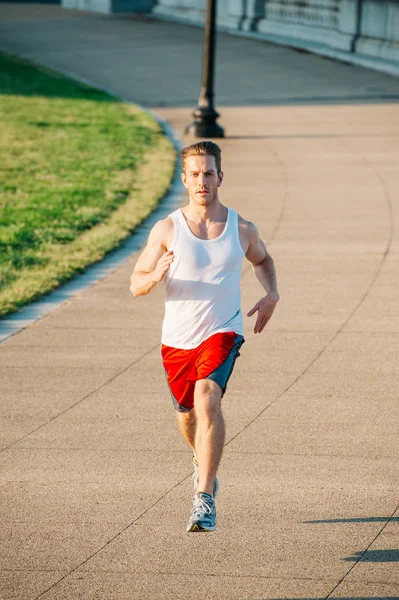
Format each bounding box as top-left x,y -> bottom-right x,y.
185,105 -> 225,138
185,120 -> 225,138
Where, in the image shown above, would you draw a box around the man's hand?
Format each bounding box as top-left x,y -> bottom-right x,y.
151,250 -> 174,283
130,218 -> 174,297
247,292 -> 279,333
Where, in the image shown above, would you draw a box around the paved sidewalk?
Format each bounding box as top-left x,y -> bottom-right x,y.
1,5 -> 399,600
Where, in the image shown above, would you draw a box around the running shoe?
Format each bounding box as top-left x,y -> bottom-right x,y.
191,455 -> 219,497
186,492 -> 216,532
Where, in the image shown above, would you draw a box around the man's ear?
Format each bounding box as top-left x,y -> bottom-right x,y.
181,172 -> 188,188
217,171 -> 224,187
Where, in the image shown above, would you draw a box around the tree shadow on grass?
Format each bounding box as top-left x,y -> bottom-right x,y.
0,0 -> 61,4
0,51 -> 116,101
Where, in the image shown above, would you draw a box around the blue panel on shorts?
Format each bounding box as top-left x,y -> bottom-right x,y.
205,334 -> 245,396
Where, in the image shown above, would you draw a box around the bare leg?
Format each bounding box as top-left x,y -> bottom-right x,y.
175,410 -> 197,459
194,379 -> 224,496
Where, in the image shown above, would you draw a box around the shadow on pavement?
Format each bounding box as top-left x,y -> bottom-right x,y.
305,517 -> 399,524
304,516 -> 399,564
344,549 -> 399,562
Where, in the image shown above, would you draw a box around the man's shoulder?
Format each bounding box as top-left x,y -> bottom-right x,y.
238,214 -> 259,243
151,215 -> 175,236
148,215 -> 175,249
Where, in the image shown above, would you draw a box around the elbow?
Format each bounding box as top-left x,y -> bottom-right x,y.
129,277 -> 140,297
130,281 -> 148,297
253,255 -> 270,269
262,254 -> 275,269
130,284 -> 142,297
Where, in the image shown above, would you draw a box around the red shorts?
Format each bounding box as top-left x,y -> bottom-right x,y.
161,332 -> 244,412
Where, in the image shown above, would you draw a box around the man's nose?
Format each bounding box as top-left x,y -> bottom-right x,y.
198,173 -> 206,185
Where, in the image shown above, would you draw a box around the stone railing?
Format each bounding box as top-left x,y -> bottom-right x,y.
62,0 -> 399,75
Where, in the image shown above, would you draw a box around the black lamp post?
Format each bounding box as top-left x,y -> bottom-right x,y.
186,0 -> 224,138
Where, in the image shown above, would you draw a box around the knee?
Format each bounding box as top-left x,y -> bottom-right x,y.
195,380 -> 222,419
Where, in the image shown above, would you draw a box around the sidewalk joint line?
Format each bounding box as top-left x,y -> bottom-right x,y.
0,344 -> 159,454
324,502 -> 399,599
31,473 -> 191,600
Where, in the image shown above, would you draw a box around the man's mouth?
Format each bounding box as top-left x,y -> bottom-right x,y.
197,190 -> 208,195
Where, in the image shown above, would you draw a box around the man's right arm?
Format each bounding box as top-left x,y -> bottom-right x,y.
129,219 -> 174,297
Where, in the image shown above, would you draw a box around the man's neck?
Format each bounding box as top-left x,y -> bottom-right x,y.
184,199 -> 227,224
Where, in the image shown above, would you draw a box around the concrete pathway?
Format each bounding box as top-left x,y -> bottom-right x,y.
0,5 -> 399,600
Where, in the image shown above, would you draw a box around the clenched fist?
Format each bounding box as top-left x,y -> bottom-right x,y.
152,250 -> 174,283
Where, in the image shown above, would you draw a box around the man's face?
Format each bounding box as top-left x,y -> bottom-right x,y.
181,155 -> 223,206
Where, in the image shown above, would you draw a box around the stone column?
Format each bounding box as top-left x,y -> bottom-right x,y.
356,0 -> 399,62
216,0 -> 246,29
339,0 -> 360,36
241,0 -> 266,32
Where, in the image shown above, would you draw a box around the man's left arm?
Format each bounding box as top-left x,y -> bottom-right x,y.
241,221 -> 280,334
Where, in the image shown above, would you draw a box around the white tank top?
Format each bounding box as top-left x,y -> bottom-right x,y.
161,207 -> 244,349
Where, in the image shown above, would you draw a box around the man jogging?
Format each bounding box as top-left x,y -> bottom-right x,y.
130,141 -> 279,532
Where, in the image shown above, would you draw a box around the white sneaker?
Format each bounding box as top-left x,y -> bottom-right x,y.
186,492 -> 217,532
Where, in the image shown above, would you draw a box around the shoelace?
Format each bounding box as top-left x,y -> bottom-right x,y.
191,495 -> 213,518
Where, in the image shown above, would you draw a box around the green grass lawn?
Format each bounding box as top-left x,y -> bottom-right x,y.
0,52 -> 176,317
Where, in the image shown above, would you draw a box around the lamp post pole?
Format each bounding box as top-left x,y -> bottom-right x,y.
186,0 -> 224,138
